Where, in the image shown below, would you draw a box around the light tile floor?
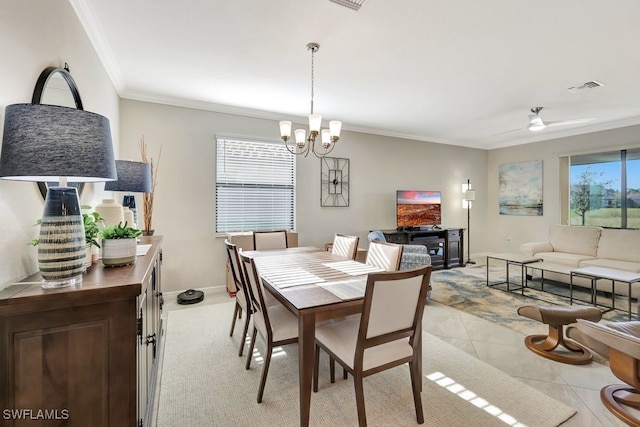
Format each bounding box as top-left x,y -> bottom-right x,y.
163,282 -> 634,427
423,299 -> 627,427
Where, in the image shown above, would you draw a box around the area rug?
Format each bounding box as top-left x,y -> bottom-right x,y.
156,302 -> 576,427
430,267 -> 631,338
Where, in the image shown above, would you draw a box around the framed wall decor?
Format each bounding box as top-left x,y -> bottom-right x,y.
320,157 -> 350,207
499,160 -> 543,215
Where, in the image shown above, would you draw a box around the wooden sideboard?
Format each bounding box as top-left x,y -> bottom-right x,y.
381,228 -> 464,270
0,236 -> 163,427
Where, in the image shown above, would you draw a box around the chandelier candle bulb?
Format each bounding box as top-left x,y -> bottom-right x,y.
295,129 -> 306,147
321,129 -> 331,147
279,121 -> 292,140
309,114 -> 322,132
329,120 -> 342,140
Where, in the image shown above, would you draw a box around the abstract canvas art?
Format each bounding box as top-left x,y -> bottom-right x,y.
499,160 -> 543,216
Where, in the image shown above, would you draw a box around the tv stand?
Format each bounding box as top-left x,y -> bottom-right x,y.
380,228 -> 464,270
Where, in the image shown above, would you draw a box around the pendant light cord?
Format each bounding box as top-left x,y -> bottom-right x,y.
310,46 -> 315,115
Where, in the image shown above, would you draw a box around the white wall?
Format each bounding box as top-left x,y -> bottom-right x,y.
487,125 -> 640,252
119,100 -> 489,292
0,0 -> 120,287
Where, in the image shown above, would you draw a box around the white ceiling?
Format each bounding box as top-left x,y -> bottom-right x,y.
70,0 -> 640,150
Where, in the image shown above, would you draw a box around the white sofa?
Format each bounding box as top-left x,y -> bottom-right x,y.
520,225 -> 640,297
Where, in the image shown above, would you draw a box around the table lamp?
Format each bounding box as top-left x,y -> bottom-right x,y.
0,103 -> 117,288
104,160 -> 152,228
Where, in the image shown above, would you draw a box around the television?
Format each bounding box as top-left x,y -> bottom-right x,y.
396,190 -> 442,228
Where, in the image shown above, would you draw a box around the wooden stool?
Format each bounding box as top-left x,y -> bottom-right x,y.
517,305 -> 602,364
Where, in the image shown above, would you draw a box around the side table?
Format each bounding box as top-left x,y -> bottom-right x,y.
570,266 -> 640,320
487,253 -> 541,295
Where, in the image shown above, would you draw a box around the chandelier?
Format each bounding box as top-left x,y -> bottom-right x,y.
278,43 -> 342,158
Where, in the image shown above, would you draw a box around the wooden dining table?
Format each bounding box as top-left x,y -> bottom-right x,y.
241,246 -> 389,427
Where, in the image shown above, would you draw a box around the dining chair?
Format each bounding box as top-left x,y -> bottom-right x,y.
225,239 -> 253,357
331,233 -> 360,259
253,230 -> 288,251
365,241 -> 403,271
313,266 -> 432,426
239,252 -> 299,403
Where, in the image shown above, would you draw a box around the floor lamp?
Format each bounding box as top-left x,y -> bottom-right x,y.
462,179 -> 476,265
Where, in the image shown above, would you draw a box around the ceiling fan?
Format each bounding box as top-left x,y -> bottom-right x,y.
494,107 -> 595,136
527,106 -> 595,131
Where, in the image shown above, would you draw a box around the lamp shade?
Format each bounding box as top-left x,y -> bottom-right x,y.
0,103 -> 116,182
104,160 -> 152,192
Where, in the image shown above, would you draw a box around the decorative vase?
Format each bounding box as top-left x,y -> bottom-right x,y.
91,245 -> 100,262
122,195 -> 139,227
102,238 -> 137,267
38,187 -> 86,288
123,207 -> 135,228
95,198 -> 124,227
84,245 -> 92,268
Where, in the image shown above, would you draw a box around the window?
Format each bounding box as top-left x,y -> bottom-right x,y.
569,148 -> 640,228
216,136 -> 296,233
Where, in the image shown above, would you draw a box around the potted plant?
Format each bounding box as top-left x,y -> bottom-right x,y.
83,206 -> 104,264
101,222 -> 142,267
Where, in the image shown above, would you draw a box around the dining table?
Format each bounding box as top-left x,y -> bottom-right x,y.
241,246 -> 396,427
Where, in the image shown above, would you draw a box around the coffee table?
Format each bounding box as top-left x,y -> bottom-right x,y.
486,253 -> 541,295
571,266 -> 640,320
524,261 -> 583,303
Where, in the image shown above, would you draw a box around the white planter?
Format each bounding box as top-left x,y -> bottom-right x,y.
84,245 -> 92,269
102,238 -> 137,267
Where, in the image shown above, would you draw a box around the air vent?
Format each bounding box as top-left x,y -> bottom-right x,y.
329,0 -> 367,10
567,80 -> 604,93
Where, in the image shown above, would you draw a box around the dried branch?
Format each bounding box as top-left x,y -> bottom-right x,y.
139,135 -> 162,233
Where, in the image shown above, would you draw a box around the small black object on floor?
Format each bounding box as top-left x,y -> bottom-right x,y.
177,289 -> 204,305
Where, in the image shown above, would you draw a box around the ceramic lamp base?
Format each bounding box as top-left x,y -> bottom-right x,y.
42,276 -> 82,289
38,187 -> 86,289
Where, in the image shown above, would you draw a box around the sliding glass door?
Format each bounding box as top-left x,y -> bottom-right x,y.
569,148 -> 640,228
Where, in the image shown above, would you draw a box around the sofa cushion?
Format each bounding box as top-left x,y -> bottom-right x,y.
579,258 -> 640,273
548,225 -> 601,257
596,228 -> 640,263
520,241 -> 553,257
535,251 -> 595,267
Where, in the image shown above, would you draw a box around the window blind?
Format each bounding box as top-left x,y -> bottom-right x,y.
216,137 -> 296,233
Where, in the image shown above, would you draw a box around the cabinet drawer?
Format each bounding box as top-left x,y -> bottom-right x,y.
385,234 -> 408,244
448,230 -> 461,240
